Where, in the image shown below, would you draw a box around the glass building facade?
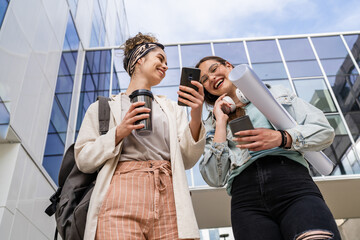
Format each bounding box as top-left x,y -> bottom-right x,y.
44,32 -> 360,185
38,31 -> 360,239
1,0 -> 360,239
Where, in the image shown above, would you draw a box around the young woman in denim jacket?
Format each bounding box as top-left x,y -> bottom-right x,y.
196,56 -> 341,240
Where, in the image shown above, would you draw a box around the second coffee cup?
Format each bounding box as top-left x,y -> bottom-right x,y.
129,89 -> 153,136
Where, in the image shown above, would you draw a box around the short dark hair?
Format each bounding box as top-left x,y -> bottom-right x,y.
195,56 -> 233,106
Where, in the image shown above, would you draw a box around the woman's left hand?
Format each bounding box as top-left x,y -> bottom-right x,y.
177,81 -> 204,121
233,128 -> 283,151
177,81 -> 204,141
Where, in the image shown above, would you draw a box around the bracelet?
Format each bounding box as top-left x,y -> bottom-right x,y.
278,130 -> 287,148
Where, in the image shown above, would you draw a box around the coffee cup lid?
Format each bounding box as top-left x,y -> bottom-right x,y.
129,89 -> 154,99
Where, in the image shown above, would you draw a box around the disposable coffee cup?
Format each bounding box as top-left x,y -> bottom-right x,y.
129,89 -> 153,136
229,115 -> 254,144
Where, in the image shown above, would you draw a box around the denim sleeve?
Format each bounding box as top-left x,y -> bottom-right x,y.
277,86 -> 335,152
199,127 -> 232,187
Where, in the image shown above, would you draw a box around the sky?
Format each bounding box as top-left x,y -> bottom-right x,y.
123,0 -> 360,44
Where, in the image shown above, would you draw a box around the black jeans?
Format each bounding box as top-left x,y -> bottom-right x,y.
231,156 -> 341,240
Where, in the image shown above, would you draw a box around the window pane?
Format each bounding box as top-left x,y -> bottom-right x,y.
118,71 -> 131,90
327,115 -> 348,135
112,71 -> 120,95
63,14 -> 80,51
42,156 -> 63,186
193,159 -> 207,186
0,0 -> 9,28
76,50 -> 111,134
43,12 -> 80,184
321,114 -> 353,176
344,34 -> 360,71
286,60 -> 322,78
252,62 -> 287,80
0,97 -> 10,124
311,36 -> 349,59
247,40 -> 281,63
279,38 -> 316,61
180,44 -> 212,67
113,49 -> 131,90
152,86 -> 179,102
157,68 -> 180,87
165,45 -> 180,68
293,78 -> 336,113
68,0 -> 79,16
321,58 -> 346,76
263,80 -> 292,90
213,42 -> 248,65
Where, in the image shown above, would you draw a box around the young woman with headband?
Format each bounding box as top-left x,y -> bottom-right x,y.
75,33 -> 205,240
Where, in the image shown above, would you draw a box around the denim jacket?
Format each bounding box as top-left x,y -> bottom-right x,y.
199,85 -> 335,188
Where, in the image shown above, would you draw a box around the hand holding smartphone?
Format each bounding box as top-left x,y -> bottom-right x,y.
177,67 -> 201,106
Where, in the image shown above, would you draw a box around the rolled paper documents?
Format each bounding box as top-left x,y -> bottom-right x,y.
228,64 -> 334,175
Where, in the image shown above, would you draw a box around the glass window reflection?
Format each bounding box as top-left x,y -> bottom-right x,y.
252,62 -> 287,80
311,36 -> 349,59
113,49 -> 130,90
164,45 -> 180,68
193,159 -> 207,186
68,0 -> 79,16
76,50 -> 112,135
112,71 -> 121,95
322,114 -> 352,176
343,34 -> 360,68
279,38 -> 323,78
280,38 -> 316,61
286,60 -> 322,78
0,0 -> 9,29
263,80 -> 292,90
63,14 -> 80,51
293,78 -> 336,113
90,0 -> 106,47
43,13 -> 80,184
327,115 -> 348,135
343,34 -> 360,50
0,96 -> 10,124
157,68 -> 180,87
152,86 -> 179,102
320,58 -> 346,76
181,44 -> 212,67
246,40 -> 281,62
213,42 -> 248,65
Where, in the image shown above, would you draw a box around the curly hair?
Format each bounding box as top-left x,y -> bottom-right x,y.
121,32 -> 159,59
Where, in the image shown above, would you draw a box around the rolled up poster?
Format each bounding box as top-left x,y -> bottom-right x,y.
228,64 -> 334,175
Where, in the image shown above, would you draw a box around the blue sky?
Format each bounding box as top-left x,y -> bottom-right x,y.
124,0 -> 360,44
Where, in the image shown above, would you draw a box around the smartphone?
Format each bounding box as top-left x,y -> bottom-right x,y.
228,115 -> 254,136
178,67 -> 201,106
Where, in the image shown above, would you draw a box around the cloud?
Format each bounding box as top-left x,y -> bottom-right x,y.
123,0 -> 360,44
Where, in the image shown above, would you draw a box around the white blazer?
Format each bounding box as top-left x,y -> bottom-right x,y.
75,93 -> 206,239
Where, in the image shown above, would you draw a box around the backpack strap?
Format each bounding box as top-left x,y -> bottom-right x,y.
97,96 -> 111,135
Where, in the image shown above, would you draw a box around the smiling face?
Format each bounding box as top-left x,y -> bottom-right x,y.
198,59 -> 234,96
137,47 -> 168,87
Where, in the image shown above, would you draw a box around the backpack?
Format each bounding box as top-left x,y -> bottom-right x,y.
45,96 -> 111,240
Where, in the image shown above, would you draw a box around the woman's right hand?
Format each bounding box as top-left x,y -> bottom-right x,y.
115,101 -> 151,145
213,94 -> 231,124
213,94 -> 231,143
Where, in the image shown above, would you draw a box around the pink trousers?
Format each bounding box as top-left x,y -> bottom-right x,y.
95,160 -> 180,240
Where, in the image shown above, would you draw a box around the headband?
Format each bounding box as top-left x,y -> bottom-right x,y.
123,42 -> 164,76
